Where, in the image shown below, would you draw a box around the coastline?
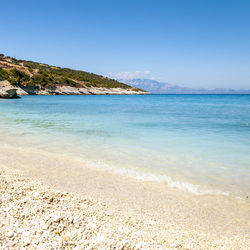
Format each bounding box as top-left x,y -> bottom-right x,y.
14,86 -> 148,96
1,87 -> 148,98
0,143 -> 249,248
0,80 -> 148,98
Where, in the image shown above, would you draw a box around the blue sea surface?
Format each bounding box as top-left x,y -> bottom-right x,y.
0,95 -> 249,198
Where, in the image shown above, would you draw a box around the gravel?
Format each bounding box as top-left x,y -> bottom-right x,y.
0,167 -> 249,249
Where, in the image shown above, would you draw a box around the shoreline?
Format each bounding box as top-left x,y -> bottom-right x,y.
1,131 -> 249,201
0,143 -> 249,248
0,80 -> 148,97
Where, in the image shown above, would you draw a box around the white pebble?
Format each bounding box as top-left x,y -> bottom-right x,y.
5,231 -> 14,238
52,214 -> 62,222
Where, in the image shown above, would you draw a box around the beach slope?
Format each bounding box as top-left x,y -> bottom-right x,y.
0,161 -> 249,249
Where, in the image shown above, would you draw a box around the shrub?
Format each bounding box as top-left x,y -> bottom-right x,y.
9,69 -> 30,83
0,68 -> 9,81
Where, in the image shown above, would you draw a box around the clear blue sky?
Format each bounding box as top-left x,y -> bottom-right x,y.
1,0 -> 249,89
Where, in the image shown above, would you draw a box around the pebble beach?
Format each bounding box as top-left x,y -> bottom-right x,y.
0,164 -> 249,249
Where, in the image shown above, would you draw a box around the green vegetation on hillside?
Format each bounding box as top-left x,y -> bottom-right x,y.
0,68 -> 9,81
0,55 -> 143,91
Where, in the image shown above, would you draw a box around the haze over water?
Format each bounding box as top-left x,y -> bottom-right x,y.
0,95 -> 249,199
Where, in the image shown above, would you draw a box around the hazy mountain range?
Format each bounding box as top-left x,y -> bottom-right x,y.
120,78 -> 250,94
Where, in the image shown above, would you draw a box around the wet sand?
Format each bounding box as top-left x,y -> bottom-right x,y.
0,143 -> 249,248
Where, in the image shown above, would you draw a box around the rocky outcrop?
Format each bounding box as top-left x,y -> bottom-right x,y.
33,86 -> 147,95
0,81 -> 21,98
0,80 -> 148,96
0,89 -> 20,98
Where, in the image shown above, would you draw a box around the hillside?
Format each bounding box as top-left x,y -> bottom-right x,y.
0,55 -> 147,96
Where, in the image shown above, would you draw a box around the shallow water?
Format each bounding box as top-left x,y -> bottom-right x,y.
0,95 -> 249,199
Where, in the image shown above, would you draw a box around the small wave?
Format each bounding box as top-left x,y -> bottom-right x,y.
0,141 -> 237,198
85,160 -> 230,197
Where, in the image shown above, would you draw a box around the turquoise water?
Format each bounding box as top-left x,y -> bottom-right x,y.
0,95 -> 249,199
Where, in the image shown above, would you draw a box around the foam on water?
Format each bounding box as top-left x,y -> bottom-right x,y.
84,159 -> 230,196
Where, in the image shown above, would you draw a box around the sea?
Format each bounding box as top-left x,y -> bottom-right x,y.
0,94 -> 249,200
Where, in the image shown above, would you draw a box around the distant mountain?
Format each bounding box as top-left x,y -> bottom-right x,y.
120,78 -> 250,94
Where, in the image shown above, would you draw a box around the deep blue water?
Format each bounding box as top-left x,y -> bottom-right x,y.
0,95 -> 249,198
